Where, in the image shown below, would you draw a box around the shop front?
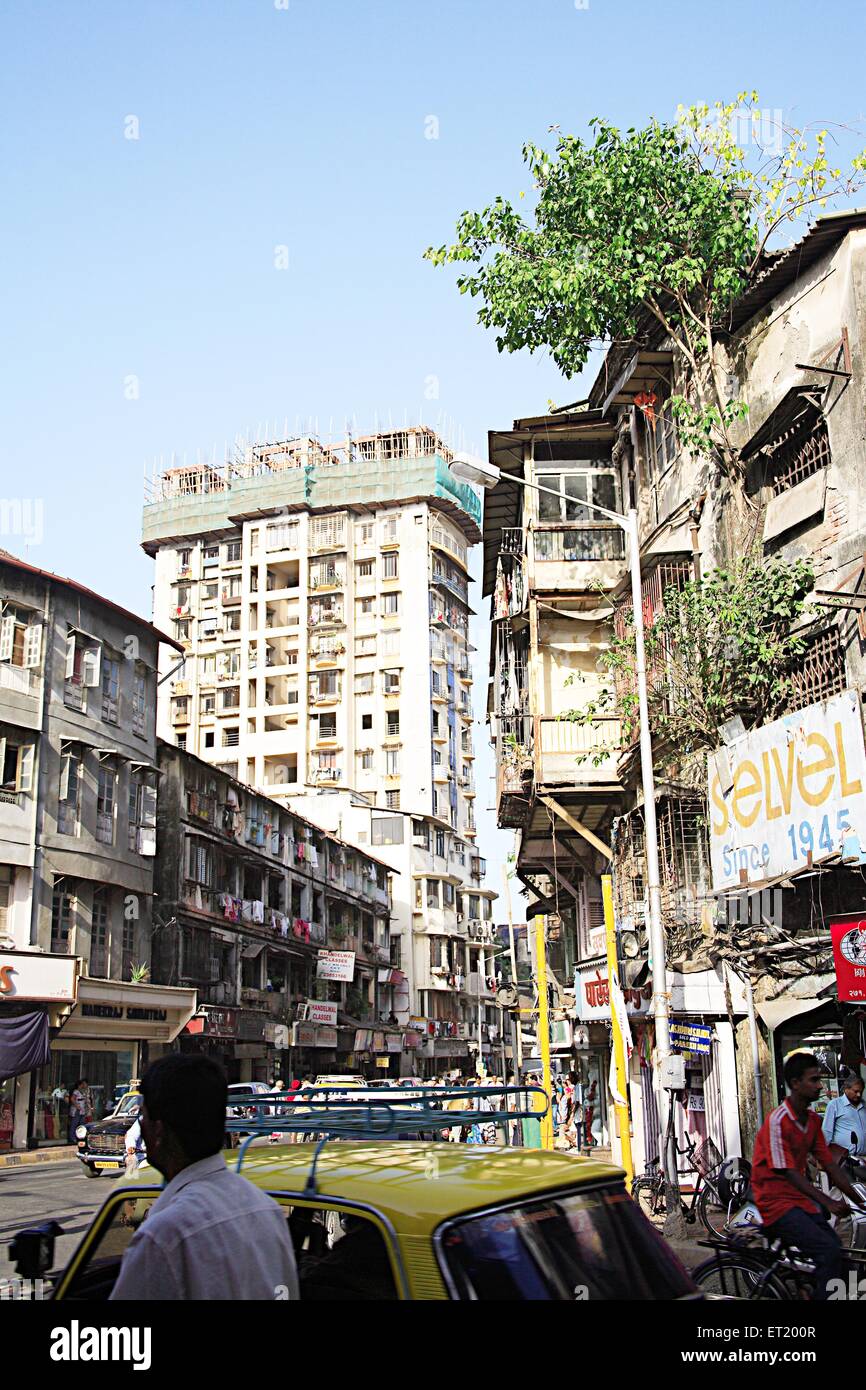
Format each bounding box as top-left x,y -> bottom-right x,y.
0,949 -> 79,1150
40,976 -> 197,1143
181,1005 -> 241,1076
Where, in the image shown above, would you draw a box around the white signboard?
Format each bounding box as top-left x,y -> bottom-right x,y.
0,951 -> 78,1002
708,690 -> 866,892
307,999 -> 338,1026
316,950 -> 356,983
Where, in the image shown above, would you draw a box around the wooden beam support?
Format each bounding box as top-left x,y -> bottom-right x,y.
538,794 -> 613,861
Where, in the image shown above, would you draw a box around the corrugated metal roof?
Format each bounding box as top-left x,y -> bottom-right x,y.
0,548 -> 183,652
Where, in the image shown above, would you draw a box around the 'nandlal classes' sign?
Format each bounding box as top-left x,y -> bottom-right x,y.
708,690 -> 866,892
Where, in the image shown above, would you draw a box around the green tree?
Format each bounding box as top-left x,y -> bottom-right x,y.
426,95 -> 865,483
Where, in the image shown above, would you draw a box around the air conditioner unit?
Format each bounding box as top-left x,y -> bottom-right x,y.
467,919 -> 482,938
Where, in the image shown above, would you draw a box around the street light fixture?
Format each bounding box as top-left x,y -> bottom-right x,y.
452,451 -> 679,1208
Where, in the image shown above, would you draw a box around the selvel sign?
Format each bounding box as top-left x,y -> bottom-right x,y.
708,689 -> 866,892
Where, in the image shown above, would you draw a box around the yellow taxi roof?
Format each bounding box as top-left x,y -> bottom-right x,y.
227,1142 -> 624,1234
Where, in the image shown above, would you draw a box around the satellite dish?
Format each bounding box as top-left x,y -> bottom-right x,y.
620,930 -> 641,959
496,984 -> 519,1009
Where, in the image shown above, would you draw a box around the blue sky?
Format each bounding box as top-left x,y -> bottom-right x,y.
2,0 -> 864,898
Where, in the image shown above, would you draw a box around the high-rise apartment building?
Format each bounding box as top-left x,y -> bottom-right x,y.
142,428 -> 499,1074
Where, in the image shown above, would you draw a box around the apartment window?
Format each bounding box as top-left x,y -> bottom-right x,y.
432,710 -> 440,735
225,540 -> 242,563
128,774 -> 157,855
318,713 -> 337,740
177,734 -> 186,750
224,610 -> 241,633
358,522 -> 375,545
132,664 -> 147,737
201,582 -> 218,602
765,403 -> 832,496
362,714 -> 373,731
64,633 -> 101,709
414,880 -> 423,911
443,881 -> 455,908
200,655 -> 216,678
0,606 -> 42,672
382,593 -> 400,617
222,575 -> 242,601
266,520 -> 299,551
536,466 -> 620,522
640,378 -> 678,478
372,815 -> 404,846
311,513 -> 347,551
359,750 -> 374,771
786,626 -> 847,709
200,694 -> 216,716
58,749 -> 81,835
382,552 -> 399,580
385,748 -> 400,776
381,515 -> 400,543
51,883 -> 74,954
315,751 -> 337,771
386,710 -> 400,738
222,726 -> 240,747
453,840 -> 465,866
90,887 -> 110,977
101,655 -> 120,723
433,748 -> 442,766
175,619 -> 191,643
220,686 -> 240,711
356,559 -> 375,579
412,819 -> 430,850
203,545 -> 219,565
204,731 -> 215,748
354,673 -> 374,695
96,761 -> 116,845
0,731 -> 35,794
382,669 -> 400,695
0,865 -> 12,934
435,829 -> 445,858
427,880 -> 440,908
385,790 -> 400,810
355,636 -> 376,657
356,597 -> 375,618
178,549 -> 191,570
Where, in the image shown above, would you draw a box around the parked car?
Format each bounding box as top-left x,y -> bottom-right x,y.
75,1091 -> 141,1179
227,1081 -> 273,1127
24,1143 -> 701,1301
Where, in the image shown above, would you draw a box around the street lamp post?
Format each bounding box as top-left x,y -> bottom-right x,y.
450,452 -> 678,1208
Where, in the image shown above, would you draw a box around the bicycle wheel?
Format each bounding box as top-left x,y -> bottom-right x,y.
691,1254 -> 789,1300
632,1175 -> 666,1221
696,1178 -> 730,1237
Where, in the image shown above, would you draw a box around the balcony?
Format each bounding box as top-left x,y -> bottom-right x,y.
538,715 -> 622,784
531,523 -> 625,590
470,856 -> 486,878
221,590 -> 243,606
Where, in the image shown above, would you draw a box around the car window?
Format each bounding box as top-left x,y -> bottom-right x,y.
54,1191 -> 160,1301
115,1095 -> 140,1116
282,1202 -> 400,1301
438,1187 -> 697,1301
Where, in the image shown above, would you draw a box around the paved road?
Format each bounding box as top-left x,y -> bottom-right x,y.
0,1160 -> 113,1283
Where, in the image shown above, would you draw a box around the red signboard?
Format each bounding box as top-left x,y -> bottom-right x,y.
830,918 -> 866,1002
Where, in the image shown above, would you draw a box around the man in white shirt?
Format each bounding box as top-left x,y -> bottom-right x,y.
110,1055 -> 298,1301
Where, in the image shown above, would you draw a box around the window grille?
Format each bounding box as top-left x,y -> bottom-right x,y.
786,626 -> 847,709
764,405 -> 831,496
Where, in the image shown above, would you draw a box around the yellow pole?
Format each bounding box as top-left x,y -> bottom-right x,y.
534,916 -> 555,1151
602,874 -> 634,1188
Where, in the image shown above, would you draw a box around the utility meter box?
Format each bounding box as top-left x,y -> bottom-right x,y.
659,1054 -> 686,1090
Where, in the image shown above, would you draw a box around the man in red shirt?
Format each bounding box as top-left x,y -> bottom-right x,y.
752,1051 -> 865,1298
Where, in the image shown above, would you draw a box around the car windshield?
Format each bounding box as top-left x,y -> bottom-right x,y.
439,1187 -> 697,1301
114,1095 -> 140,1117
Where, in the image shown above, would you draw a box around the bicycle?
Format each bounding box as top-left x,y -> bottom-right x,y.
631,1134 -> 743,1236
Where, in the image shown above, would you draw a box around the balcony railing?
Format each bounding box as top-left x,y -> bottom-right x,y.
0,664 -> 37,695
532,525 -> 625,563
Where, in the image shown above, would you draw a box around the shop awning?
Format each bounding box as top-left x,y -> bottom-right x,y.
756,997 -> 826,1031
